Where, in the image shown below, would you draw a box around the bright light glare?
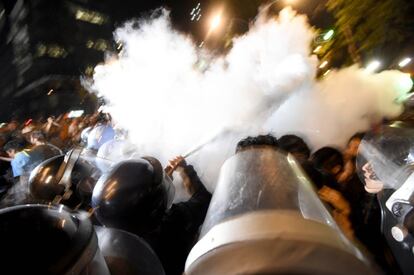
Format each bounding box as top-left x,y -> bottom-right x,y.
323,69 -> 331,76
319,60 -> 328,69
399,57 -> 412,68
396,74 -> 414,95
313,45 -> 322,53
365,60 -> 381,73
210,14 -> 222,31
45,175 -> 53,184
323,30 -> 334,41
68,110 -> 85,118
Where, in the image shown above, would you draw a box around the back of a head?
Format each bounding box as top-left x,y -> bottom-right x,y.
311,147 -> 344,172
96,112 -> 111,125
235,134 -> 278,153
3,139 -> 25,153
278,134 -> 310,160
30,130 -> 46,143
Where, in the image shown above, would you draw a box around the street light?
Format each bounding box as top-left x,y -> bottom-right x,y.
323,69 -> 331,76
314,29 -> 334,44
313,45 -> 322,54
199,10 -> 223,48
319,60 -> 328,69
365,60 -> 381,73
209,14 -> 222,32
399,57 -> 412,68
323,29 -> 334,41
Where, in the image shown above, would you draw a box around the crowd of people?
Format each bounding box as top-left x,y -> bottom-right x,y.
0,111 -> 403,274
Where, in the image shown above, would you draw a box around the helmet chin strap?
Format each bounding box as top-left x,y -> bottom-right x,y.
52,147 -> 83,204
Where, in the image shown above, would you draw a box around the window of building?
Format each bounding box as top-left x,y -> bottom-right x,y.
85,39 -> 110,51
85,65 -> 94,76
36,43 -> 68,58
75,8 -> 107,25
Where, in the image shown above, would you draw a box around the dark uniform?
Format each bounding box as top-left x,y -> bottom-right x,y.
152,165 -> 212,275
92,158 -> 212,275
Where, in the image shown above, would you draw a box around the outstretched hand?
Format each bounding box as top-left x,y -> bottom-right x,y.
165,156 -> 187,177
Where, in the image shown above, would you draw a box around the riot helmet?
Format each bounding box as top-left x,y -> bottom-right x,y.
0,204 -> 165,275
92,157 -> 175,237
29,147 -> 100,208
0,204 -> 110,275
185,146 -> 374,275
95,227 -> 165,275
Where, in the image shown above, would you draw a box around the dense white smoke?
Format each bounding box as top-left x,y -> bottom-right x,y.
88,8 -> 411,190
265,67 -> 410,149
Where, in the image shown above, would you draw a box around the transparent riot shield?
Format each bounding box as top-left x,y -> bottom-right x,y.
186,147 -> 373,275
356,123 -> 414,275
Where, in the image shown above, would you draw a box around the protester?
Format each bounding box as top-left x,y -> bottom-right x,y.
309,147 -> 354,239
86,113 -> 115,151
0,111 -> 408,274
2,139 -> 32,179
278,134 -> 310,162
29,130 -> 62,160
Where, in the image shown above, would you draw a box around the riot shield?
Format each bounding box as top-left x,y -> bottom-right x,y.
186,147 -> 373,275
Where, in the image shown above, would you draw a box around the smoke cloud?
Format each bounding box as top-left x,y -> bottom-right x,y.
88,8 -> 411,190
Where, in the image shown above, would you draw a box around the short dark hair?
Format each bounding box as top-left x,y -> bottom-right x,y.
3,139 -> 25,152
30,130 -> 46,142
235,134 -> 279,153
311,147 -> 344,171
97,112 -> 111,124
278,135 -> 310,159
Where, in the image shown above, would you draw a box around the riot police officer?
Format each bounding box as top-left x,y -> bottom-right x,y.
29,147 -> 101,209
0,204 -> 165,275
357,122 -> 414,275
185,135 -> 376,274
92,155 -> 212,275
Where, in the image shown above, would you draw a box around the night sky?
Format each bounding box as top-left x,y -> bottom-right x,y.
110,0 -> 333,43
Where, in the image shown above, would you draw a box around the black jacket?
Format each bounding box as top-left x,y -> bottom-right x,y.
152,165 -> 212,275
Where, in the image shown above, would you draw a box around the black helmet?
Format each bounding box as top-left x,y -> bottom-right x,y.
96,226 -> 165,275
0,204 -> 110,275
29,148 -> 99,208
0,204 -> 166,275
92,157 -> 174,236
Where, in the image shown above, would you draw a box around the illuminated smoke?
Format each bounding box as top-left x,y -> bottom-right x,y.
265,67 -> 410,149
88,8 -> 411,190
